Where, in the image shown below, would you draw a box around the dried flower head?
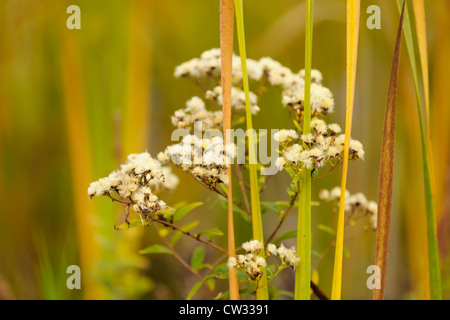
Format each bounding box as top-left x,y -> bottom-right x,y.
205,86 -> 260,115
159,135 -> 236,190
88,152 -> 176,219
319,187 -> 377,230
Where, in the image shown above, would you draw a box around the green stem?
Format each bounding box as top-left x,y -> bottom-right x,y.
234,0 -> 268,300
295,0 -> 313,300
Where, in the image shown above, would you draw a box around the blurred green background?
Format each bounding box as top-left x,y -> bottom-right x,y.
0,0 -> 448,300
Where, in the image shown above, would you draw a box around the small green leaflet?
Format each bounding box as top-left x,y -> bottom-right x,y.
139,244 -> 172,255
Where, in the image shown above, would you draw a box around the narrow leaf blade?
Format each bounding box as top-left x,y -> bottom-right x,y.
331,0 -> 361,300
373,0 -> 406,300
139,244 -> 172,255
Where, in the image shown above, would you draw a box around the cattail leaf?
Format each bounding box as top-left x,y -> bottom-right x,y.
331,0 -> 361,300
396,0 -> 442,299
295,0 -> 314,300
412,0 -> 430,122
234,0 -> 269,300
372,0 -> 406,301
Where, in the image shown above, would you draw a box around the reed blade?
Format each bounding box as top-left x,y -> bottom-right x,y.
220,0 -> 240,301
234,0 -> 268,300
372,0 -> 406,300
294,0 -> 313,301
330,0 -> 361,300
396,0 -> 442,300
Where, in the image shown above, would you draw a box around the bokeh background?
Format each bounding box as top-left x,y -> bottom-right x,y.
0,0 -> 448,300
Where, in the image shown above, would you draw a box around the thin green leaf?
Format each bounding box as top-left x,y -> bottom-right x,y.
234,0 -> 268,300
139,244 -> 172,255
317,224 -> 336,236
186,277 -> 211,300
173,202 -> 203,222
343,246 -> 350,259
191,246 -> 205,272
272,230 -> 297,245
197,228 -> 224,241
114,218 -> 145,231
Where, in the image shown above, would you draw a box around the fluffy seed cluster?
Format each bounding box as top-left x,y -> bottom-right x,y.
227,240 -> 266,281
158,135 -> 236,189
174,48 -> 263,81
273,129 -> 299,144
266,243 -> 300,267
282,83 -> 334,116
174,50 -> 332,118
171,96 -> 223,132
88,152 -> 178,214
259,57 -> 333,116
275,120 -> 364,172
319,187 -> 378,229
205,86 -> 260,115
227,240 -> 300,282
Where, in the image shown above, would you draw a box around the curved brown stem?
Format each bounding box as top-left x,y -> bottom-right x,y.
148,216 -> 229,255
266,192 -> 299,244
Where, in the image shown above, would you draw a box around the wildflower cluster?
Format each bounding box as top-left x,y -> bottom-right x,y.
266,243 -> 301,267
173,50 -> 333,127
158,134 -> 236,190
88,152 -> 178,215
205,86 -> 260,115
227,240 -> 300,283
174,48 -> 263,81
274,120 -> 365,173
259,57 -> 333,117
319,187 -> 378,230
227,240 -> 266,281
171,96 -> 223,132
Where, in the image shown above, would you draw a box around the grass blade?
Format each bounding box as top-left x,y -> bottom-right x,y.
396,0 -> 442,300
220,0 -> 240,300
234,0 -> 268,300
412,0 -> 429,125
330,0 -> 361,300
433,1 -> 450,258
372,0 -> 405,300
294,0 -> 313,301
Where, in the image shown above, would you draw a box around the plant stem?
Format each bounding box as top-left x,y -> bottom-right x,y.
266,192 -> 299,244
295,0 -> 313,301
220,0 -> 240,301
235,164 -> 251,213
234,0 -> 268,300
149,216 -> 229,255
331,0 -> 360,300
154,225 -> 219,298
